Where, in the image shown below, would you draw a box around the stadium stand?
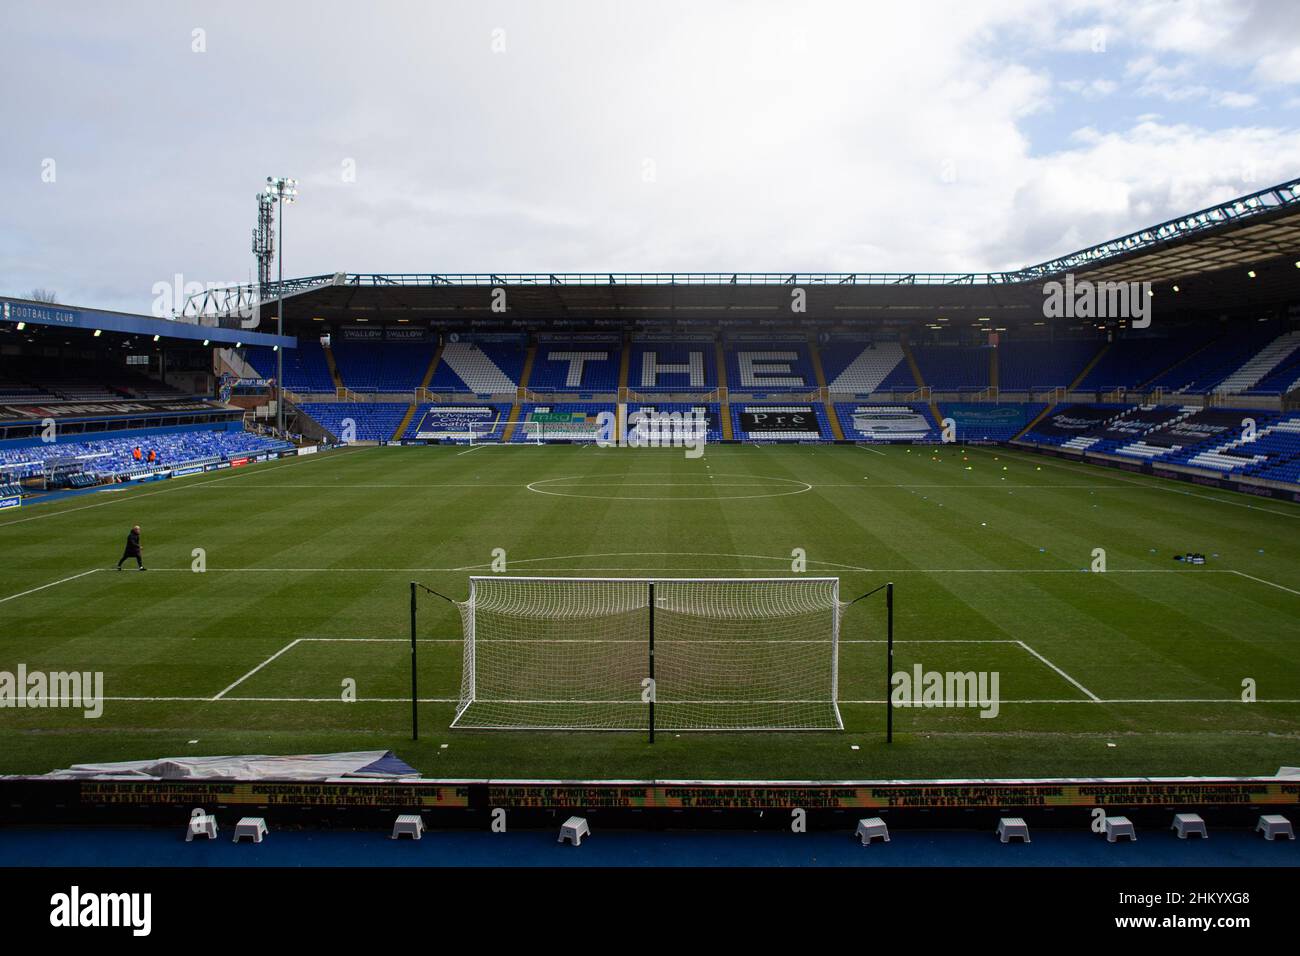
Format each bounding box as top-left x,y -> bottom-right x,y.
244,341 -> 334,392
1146,327 -> 1278,395
732,403 -> 830,440
1015,404 -> 1133,450
626,342 -> 717,392
511,403 -> 616,441
627,403 -> 724,442
525,343 -> 620,392
1246,345 -> 1300,395
297,402 -> 409,442
403,403 -> 514,440
1184,414 -> 1299,473
1015,403 -> 1292,473
0,356 -> 188,402
0,429 -> 292,484
910,345 -> 990,390
330,340 -> 437,392
938,402 -> 1046,442
1212,330 -> 1300,395
1075,332 -> 1216,392
835,403 -> 938,441
726,342 -> 816,392
996,340 -> 1098,390
429,340 -> 526,393
821,341 -> 907,393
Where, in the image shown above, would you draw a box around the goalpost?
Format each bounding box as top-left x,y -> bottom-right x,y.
448,576 -> 844,736
519,420 -> 545,444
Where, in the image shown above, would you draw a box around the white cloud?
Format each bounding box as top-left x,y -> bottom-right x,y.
1214,91 -> 1258,109
0,0 -> 1296,311
1060,78 -> 1118,98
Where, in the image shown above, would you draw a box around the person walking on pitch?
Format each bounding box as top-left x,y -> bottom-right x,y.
117,525 -> 145,570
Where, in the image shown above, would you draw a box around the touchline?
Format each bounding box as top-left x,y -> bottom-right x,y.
0,665 -> 103,718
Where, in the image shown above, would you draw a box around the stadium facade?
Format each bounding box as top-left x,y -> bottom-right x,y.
2,177 -> 1300,501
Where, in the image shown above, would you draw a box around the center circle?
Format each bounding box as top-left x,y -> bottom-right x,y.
525,474 -> 814,501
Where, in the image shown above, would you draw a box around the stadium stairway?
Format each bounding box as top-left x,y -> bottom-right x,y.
501,342 -> 537,442
618,333 -> 632,436
324,343 -> 345,390
1213,330 -> 1300,395
808,342 -> 845,440
391,402 -> 418,441
419,341 -> 445,392
716,349 -> 733,439
1071,342 -> 1110,390
1012,402 -> 1059,442
900,340 -> 945,430
989,346 -> 998,392
1138,333 -> 1221,391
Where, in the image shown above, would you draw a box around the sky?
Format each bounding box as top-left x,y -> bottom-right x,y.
1,0 -> 1298,315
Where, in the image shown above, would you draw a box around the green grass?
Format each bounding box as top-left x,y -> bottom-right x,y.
1,441 -> 1298,779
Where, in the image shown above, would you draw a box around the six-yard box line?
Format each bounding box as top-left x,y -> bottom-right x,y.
0,776 -> 1296,831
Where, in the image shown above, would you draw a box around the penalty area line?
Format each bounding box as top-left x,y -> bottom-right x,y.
1016,640 -> 1100,702
212,639 -> 303,700
0,568 -> 100,605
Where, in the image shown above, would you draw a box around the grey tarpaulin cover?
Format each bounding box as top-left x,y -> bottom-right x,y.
36,750 -> 419,781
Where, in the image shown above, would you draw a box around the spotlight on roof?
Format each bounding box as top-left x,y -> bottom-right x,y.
1172,284 -> 1180,292
15,322 -> 24,330
1247,270 -> 1257,278
93,329 -> 102,337
202,339 -> 210,346
152,334 -> 160,342
273,345 -> 279,351
1294,261 -> 1300,269
235,342 -> 242,348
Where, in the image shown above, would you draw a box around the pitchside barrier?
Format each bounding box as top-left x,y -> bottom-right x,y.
1,777 -> 1296,831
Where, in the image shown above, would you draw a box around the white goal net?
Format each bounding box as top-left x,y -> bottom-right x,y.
452,576 -> 843,731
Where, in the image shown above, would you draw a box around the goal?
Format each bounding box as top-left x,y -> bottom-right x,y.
451,576 -> 843,733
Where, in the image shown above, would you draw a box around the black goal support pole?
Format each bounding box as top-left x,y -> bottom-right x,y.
409,582 -> 418,741
845,581 -> 896,744
410,582 -> 459,742
886,581 -> 894,745
648,580 -> 656,745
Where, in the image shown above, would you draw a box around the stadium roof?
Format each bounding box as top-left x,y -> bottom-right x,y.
183,176 -> 1300,329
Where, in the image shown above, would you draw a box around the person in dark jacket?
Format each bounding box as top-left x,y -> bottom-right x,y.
117,525 -> 145,570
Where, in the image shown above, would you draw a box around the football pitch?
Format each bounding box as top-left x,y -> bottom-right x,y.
1,442 -> 1298,780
